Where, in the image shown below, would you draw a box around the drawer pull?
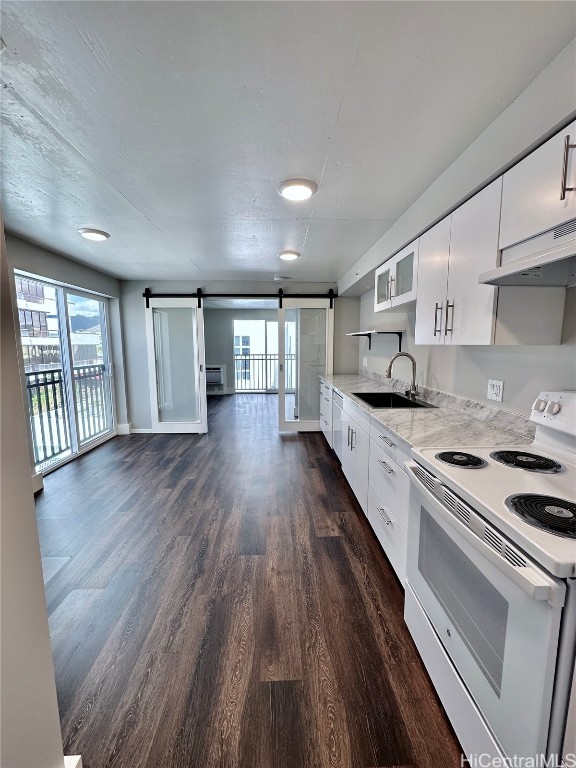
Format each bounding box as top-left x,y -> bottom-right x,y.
379,435 -> 395,447
378,459 -> 394,474
377,507 -> 391,525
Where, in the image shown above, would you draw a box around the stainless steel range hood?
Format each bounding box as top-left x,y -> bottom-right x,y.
479,219 -> 576,287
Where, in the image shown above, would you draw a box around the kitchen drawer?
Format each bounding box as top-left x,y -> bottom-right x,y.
366,482 -> 407,583
321,390 -> 332,411
369,419 -> 411,468
343,396 -> 371,435
369,440 -> 409,530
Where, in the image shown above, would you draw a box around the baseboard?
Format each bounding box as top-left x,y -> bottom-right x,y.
116,423 -> 131,435
131,428 -> 153,433
64,756 -> 82,768
31,472 -> 44,494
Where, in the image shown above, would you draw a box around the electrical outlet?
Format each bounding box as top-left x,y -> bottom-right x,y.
362,357 -> 368,367
487,379 -> 504,402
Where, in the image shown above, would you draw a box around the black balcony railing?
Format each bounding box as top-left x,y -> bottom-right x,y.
26,368 -> 71,465
234,354 -> 295,392
25,364 -> 111,467
73,364 -> 111,442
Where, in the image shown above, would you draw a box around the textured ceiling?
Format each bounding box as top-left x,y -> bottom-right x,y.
1,1 -> 575,283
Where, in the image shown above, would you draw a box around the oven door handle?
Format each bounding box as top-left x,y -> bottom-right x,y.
407,462 -> 564,607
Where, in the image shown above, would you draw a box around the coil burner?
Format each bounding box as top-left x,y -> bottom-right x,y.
491,450 -> 561,474
506,494 -> 576,538
435,451 -> 486,469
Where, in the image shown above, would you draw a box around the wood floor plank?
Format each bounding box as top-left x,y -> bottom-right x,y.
36,393 -> 463,768
41,556 -> 72,583
258,516 -> 303,681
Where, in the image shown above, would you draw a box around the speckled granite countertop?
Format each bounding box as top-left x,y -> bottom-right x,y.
323,374 -> 533,450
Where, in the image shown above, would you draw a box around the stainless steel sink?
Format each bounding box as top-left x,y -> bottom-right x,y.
352,392 -> 436,409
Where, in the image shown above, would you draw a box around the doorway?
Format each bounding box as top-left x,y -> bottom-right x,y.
202,297 -> 333,432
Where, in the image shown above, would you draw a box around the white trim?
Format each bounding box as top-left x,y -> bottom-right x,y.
116,423 -> 131,435
278,298 -> 334,433
145,299 -> 208,434
64,756 -> 83,768
31,472 -> 44,494
131,428 -> 153,434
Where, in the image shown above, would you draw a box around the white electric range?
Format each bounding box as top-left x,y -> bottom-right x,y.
404,391 -> 576,765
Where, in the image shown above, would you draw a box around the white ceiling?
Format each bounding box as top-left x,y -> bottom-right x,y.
1,2 -> 575,285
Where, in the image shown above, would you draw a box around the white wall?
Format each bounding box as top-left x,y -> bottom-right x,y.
359,287 -> 576,416
1,218 -> 66,767
6,234 -> 129,428
333,297 -> 361,374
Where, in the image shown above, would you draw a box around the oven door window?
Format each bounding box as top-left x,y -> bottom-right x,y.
419,509 -> 508,696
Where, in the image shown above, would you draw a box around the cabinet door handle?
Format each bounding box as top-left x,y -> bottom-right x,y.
377,507 -> 392,525
379,435 -> 395,447
561,134 -> 576,200
389,275 -> 395,299
433,302 -> 443,337
444,300 -> 454,335
378,459 -> 394,474
347,425 -> 351,447
350,428 -> 356,450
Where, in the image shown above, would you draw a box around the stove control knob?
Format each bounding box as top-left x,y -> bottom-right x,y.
546,401 -> 561,415
532,398 -> 547,412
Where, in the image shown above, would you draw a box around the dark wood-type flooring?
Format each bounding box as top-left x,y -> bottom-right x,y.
37,394 -> 462,768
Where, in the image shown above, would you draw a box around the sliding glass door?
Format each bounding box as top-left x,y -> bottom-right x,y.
145,299 -> 207,433
15,275 -> 116,472
278,298 -> 334,432
66,292 -> 114,446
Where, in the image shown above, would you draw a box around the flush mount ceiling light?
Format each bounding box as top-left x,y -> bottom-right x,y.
277,179 -> 317,201
279,251 -> 300,261
77,228 -> 110,241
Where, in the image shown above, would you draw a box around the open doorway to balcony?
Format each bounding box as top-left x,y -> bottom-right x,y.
203,299 -> 293,423
15,274 -> 115,473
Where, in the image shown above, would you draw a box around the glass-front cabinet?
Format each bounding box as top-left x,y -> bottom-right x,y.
374,238 -> 419,312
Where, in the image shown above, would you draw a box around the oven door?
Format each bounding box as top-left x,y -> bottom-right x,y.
406,461 -> 566,760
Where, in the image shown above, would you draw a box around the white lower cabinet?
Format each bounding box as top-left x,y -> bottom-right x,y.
341,412 -> 369,513
325,393 -> 410,582
332,390 -> 344,462
368,439 -> 410,531
366,482 -> 407,582
319,382 -> 333,448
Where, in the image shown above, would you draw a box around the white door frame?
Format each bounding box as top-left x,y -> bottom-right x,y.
145,298 -> 207,433
278,297 -> 334,432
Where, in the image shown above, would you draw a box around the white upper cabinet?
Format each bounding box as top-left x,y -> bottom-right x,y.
414,178 -> 565,346
414,181 -> 500,345
447,179 -> 501,345
499,120 -> 576,249
414,217 -> 451,345
374,239 -> 419,312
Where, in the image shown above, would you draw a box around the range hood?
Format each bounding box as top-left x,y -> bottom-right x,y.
479,219 -> 576,287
